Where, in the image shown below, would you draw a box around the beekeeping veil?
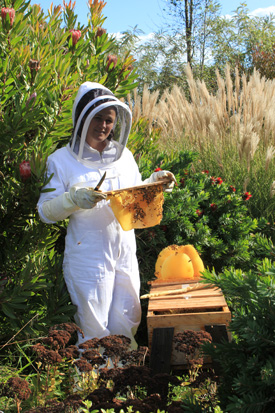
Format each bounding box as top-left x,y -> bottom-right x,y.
68,82 -> 132,165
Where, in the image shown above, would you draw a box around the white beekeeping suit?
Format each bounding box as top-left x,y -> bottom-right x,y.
37,82 -> 175,348
37,82 -> 143,348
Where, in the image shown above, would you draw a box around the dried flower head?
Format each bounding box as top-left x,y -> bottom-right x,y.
74,358 -> 93,372
96,27 -> 106,37
173,330 -> 212,357
43,329 -> 72,349
82,349 -> 105,366
32,343 -> 62,364
50,322 -> 84,338
29,59 -> 40,72
99,335 -> 131,359
78,337 -> 100,350
59,345 -> 79,359
1,377 -> 31,401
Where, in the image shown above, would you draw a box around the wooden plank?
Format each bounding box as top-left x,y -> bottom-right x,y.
147,308 -> 231,348
149,279 -> 200,287
148,291 -> 223,301
148,296 -> 227,311
149,327 -> 174,374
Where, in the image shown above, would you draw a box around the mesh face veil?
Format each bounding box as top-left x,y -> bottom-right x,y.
68,82 -> 132,166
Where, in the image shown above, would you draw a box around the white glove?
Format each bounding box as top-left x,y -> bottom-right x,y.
41,186 -> 107,223
41,192 -> 80,222
69,186 -> 107,209
144,170 -> 176,193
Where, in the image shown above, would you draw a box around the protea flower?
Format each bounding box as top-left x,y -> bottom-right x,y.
1,7 -> 15,28
106,54 -> 117,72
19,161 -> 31,180
69,29 -> 81,46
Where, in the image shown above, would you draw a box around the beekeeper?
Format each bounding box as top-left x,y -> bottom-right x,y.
37,82 -> 175,348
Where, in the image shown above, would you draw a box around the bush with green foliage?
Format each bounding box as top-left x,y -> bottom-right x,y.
202,262 -> 275,413
136,150 -> 274,290
0,0 -> 137,343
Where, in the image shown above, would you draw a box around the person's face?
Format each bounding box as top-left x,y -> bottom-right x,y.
86,107 -> 116,151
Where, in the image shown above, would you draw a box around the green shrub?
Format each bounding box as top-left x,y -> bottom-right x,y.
137,150 -> 274,291
0,0 -> 137,343
202,262 -> 275,413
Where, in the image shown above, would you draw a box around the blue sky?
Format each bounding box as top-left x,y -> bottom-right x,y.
31,1 -> 275,35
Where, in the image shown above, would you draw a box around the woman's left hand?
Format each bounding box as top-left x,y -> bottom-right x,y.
147,170 -> 177,193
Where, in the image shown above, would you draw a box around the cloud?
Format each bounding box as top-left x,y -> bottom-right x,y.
224,6 -> 275,20
250,6 -> 275,17
110,31 -> 155,45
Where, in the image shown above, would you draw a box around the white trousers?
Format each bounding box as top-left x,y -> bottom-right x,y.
63,250 -> 141,349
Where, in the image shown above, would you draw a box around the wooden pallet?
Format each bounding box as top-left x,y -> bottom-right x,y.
146,279 -> 231,372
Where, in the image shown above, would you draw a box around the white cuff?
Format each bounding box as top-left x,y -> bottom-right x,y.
41,192 -> 80,222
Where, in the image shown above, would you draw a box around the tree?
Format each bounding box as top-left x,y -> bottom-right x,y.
165,0 -> 221,69
209,3 -> 275,74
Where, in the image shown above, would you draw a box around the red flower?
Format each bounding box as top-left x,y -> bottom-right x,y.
1,7 -> 15,28
210,203 -> 217,211
196,209 -> 204,217
69,29 -> 81,46
230,185 -> 236,192
243,192 -> 252,201
106,54 -> 117,72
202,170 -> 209,174
180,177 -> 185,187
216,177 -> 223,185
19,161 -> 31,180
154,167 -> 162,172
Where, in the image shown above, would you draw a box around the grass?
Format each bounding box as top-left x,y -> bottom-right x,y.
128,64 -> 275,223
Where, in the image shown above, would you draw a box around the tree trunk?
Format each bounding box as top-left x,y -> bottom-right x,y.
185,0 -> 193,66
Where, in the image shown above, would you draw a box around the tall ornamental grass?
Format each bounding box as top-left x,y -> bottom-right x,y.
128,65 -> 275,222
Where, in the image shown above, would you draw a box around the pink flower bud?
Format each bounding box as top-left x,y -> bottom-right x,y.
1,7 -> 15,28
26,92 -> 37,108
106,54 -> 117,72
19,161 -> 31,180
69,29 -> 81,46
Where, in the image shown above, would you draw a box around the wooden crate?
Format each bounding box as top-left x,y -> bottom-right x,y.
146,279 -> 231,369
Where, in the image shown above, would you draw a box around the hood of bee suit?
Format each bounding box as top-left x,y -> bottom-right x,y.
68,81 -> 132,166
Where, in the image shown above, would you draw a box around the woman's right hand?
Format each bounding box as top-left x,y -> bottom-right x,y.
70,186 -> 107,209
